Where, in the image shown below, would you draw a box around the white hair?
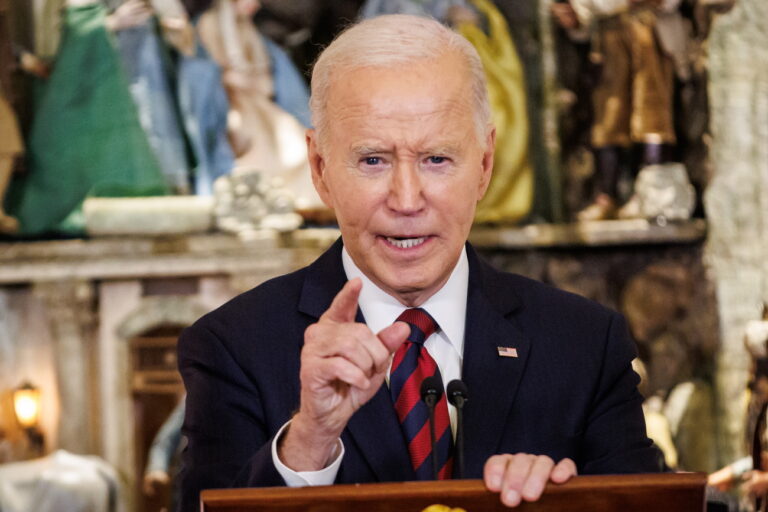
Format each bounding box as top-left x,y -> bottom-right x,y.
309,14 -> 492,147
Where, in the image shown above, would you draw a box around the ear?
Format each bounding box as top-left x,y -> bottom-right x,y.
477,126 -> 496,201
307,129 -> 334,209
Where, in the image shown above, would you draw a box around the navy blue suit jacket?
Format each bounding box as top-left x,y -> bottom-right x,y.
177,239 -> 659,511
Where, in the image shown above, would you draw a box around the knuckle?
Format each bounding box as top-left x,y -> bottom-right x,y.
503,472 -> 525,490
372,351 -> 390,371
325,357 -> 343,373
304,323 -> 321,343
351,323 -> 372,342
518,453 -> 536,465
299,363 -> 319,386
331,357 -> 354,375
486,454 -> 508,467
336,334 -> 357,355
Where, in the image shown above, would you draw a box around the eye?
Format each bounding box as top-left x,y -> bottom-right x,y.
364,156 -> 382,166
423,155 -> 452,170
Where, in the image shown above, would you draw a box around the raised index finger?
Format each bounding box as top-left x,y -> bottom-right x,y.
320,278 -> 363,324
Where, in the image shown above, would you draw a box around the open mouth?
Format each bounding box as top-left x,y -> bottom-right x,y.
384,236 -> 428,249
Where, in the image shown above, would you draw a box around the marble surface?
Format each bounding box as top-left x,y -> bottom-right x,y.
0,220 -> 706,284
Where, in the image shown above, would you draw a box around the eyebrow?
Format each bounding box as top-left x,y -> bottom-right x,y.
423,144 -> 462,156
351,145 -> 392,155
350,143 -> 462,155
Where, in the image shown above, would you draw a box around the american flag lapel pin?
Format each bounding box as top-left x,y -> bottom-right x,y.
497,346 -> 518,358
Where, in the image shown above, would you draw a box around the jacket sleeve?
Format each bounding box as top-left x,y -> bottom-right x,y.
579,312 -> 665,474
176,321 -> 285,512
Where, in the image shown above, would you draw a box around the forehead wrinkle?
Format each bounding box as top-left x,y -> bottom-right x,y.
335,103 -> 475,147
324,65 -> 481,152
329,87 -> 474,123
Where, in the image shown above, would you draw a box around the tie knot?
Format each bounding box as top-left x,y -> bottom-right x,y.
396,308 -> 438,345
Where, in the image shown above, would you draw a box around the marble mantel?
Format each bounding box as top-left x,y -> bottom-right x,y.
0,219 -> 706,284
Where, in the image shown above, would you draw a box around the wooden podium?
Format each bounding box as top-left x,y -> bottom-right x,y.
200,473 -> 707,511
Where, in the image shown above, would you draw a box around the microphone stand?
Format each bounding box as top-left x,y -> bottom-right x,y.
421,376 -> 442,480
447,379 -> 469,479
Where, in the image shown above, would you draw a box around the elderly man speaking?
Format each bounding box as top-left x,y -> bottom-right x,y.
177,14 -> 660,511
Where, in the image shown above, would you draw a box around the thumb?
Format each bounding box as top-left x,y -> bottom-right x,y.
320,278 -> 362,324
377,321 -> 410,354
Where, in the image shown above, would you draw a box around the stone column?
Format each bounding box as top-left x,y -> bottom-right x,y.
98,279 -> 142,512
33,280 -> 96,455
705,0 -> 768,465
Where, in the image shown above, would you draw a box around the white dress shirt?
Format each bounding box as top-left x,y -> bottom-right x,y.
271,246 -> 469,486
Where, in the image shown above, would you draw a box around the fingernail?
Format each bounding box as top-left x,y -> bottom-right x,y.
505,490 -> 520,505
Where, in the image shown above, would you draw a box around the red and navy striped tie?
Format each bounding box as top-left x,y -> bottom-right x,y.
390,308 -> 453,480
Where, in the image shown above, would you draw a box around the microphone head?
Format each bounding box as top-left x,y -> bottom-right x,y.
447,379 -> 469,406
420,376 -> 443,403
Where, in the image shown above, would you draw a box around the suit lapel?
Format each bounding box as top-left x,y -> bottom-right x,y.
297,238 -> 348,319
297,238 -> 414,481
345,384 -> 416,481
460,246 -> 531,478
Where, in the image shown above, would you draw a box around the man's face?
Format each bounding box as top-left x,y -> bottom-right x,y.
308,53 -> 495,306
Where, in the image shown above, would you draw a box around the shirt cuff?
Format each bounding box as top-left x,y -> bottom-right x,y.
271,420 -> 345,487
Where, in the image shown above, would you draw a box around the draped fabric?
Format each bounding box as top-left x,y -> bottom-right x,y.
263,37 -> 311,129
458,0 -> 533,223
114,16 -> 192,193
589,10 -> 676,148
177,29 -> 235,195
0,451 -> 125,512
8,3 -> 168,235
197,0 -> 322,210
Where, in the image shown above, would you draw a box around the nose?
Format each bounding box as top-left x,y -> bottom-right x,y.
386,161 -> 426,215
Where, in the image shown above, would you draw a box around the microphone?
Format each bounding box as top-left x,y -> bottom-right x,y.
421,375 -> 443,480
447,379 -> 469,479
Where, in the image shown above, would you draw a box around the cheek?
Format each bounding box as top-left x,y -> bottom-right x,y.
331,190 -> 369,229
436,179 -> 481,217
329,175 -> 386,218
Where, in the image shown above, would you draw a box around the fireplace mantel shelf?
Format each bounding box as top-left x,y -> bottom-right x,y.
0,219 -> 706,285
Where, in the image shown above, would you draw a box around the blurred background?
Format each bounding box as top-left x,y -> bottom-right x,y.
0,0 -> 766,510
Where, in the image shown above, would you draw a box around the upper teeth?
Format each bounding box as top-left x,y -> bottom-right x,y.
387,237 -> 426,248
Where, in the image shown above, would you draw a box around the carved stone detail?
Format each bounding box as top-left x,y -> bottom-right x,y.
32,280 -> 96,455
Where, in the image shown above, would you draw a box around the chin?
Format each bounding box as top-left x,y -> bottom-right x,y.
384,273 -> 439,298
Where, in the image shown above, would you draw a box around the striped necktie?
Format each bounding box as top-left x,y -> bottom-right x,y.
390,308 -> 453,479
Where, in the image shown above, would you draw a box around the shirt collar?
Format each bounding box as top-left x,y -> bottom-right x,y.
341,246 -> 468,357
